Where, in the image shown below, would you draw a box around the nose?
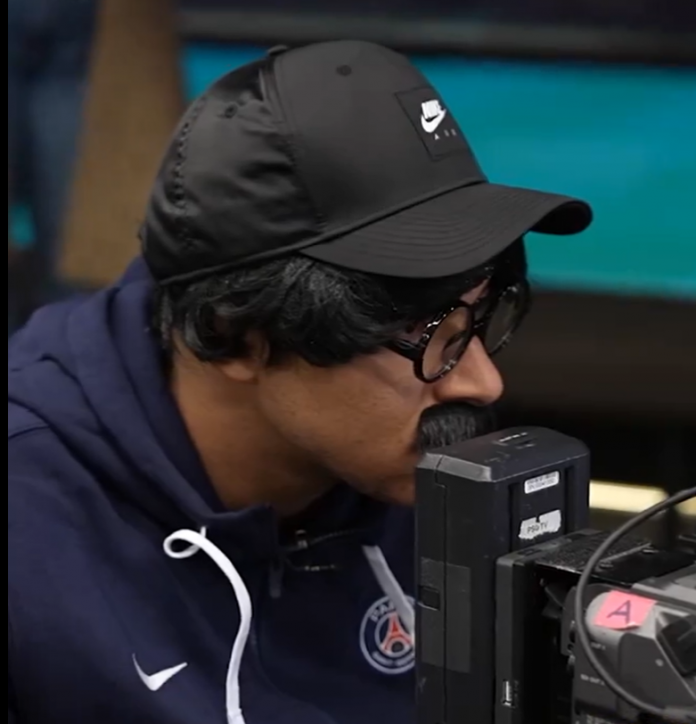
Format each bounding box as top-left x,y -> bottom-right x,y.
431,337 -> 504,406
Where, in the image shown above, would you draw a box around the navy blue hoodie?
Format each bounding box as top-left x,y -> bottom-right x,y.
8,260 -> 416,724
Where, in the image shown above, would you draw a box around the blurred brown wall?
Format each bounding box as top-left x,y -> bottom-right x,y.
61,0 -> 184,288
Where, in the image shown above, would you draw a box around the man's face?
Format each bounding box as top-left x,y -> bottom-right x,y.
251,283 -> 503,506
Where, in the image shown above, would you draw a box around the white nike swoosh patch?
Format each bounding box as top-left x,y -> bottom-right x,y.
421,110 -> 446,133
133,655 -> 188,691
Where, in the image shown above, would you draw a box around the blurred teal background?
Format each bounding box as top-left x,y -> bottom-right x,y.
183,44 -> 696,299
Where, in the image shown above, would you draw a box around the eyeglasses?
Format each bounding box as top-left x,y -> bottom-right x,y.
383,278 -> 531,383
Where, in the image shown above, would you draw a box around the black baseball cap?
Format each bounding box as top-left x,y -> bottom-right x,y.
142,40 -> 592,284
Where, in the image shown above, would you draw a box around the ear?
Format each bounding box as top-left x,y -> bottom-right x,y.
216,331 -> 269,383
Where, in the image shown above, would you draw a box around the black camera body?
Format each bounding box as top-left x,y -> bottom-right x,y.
415,427 -> 695,724
497,529 -> 695,724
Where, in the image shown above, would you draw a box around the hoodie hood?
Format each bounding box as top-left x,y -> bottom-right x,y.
8,258 -> 388,562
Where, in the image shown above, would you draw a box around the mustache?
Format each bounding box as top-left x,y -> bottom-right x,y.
417,402 -> 498,452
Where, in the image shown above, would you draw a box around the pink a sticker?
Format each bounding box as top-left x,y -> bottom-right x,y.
594,590 -> 656,630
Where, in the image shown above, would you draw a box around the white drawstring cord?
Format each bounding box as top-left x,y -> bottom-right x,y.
163,529 -> 410,723
165,526 -> 209,559
164,528 -> 251,724
362,545 -> 415,640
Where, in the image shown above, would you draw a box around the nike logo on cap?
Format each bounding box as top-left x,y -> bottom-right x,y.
420,99 -> 447,133
133,655 -> 188,691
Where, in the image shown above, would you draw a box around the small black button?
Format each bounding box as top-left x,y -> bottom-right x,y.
419,585 -> 441,610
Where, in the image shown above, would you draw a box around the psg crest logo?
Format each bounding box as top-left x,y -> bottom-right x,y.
359,595 -> 415,675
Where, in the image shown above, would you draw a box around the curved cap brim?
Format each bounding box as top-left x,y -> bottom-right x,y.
300,182 -> 592,278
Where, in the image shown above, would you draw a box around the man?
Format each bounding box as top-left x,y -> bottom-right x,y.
8,40 -> 592,724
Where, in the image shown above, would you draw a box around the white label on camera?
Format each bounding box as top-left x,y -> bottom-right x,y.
524,471 -> 560,494
519,510 -> 562,541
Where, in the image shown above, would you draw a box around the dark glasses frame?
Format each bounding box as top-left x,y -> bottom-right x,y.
383,277 -> 531,383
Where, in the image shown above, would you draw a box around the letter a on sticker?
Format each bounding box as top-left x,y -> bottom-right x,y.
607,600 -> 631,623
594,591 -> 656,630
